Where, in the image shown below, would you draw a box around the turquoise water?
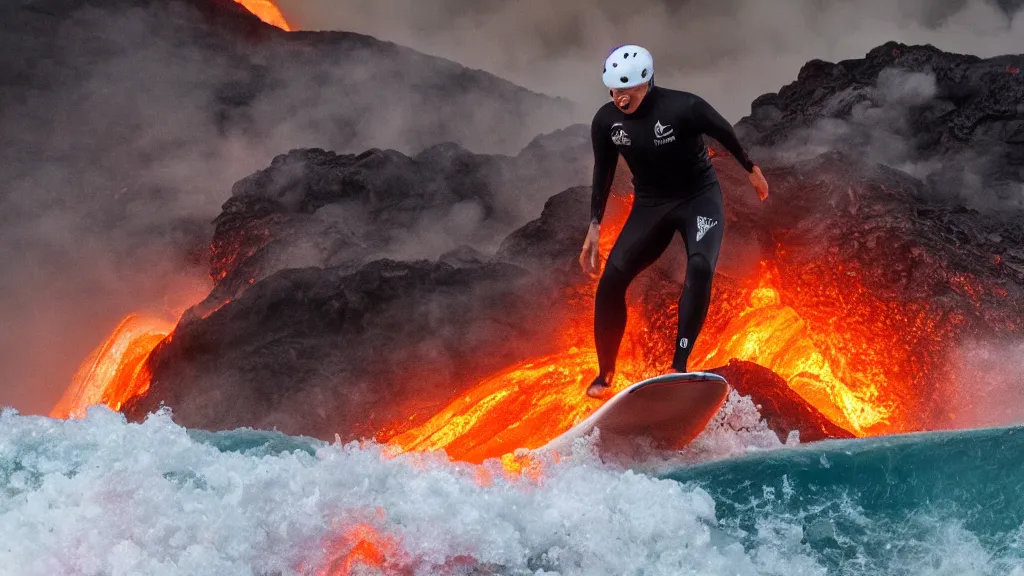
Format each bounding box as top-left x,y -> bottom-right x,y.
668,427 -> 1024,574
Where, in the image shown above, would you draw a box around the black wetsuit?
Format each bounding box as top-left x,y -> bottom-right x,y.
590,85 -> 755,376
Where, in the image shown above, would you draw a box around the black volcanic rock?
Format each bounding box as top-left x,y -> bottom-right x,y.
1,0 -> 578,254
0,0 -> 581,405
736,42 -> 1024,209
191,126 -> 590,319
495,185 -> 593,272
715,149 -> 1024,335
712,360 -> 855,443
2,0 -> 574,156
126,258 -> 575,439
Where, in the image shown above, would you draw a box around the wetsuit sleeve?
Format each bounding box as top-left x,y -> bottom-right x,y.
590,110 -> 619,224
692,97 -> 755,173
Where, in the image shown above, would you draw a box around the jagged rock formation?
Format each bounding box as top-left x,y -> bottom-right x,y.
2,0 -> 577,271
132,259 -> 575,440
2,0 -> 573,158
713,360 -> 855,443
736,41 -> 1024,210
190,126 -> 589,319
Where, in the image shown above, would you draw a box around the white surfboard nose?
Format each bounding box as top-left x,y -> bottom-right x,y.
540,372 -> 730,456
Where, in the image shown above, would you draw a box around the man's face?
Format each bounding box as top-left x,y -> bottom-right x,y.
610,83 -> 649,113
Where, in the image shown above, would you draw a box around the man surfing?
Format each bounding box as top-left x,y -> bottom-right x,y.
579,44 -> 770,398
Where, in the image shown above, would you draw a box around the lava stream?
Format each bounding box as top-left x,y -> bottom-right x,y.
234,0 -> 291,31
695,264 -> 890,435
50,313 -> 175,419
387,348 -> 657,464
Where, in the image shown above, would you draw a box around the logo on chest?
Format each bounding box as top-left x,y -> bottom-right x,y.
610,123 -> 631,146
654,120 -> 676,146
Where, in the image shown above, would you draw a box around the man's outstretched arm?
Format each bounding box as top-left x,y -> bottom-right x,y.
692,96 -> 769,200
692,96 -> 755,173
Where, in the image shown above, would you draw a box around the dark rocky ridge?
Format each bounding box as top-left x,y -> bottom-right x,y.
131,259 -> 577,440
2,0 -> 573,157
715,361 -> 855,443
191,126 -> 590,320
121,42 -> 1024,444
736,41 -> 1024,210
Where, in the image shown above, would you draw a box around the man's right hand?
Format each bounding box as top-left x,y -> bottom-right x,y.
749,165 -> 769,201
579,221 -> 601,275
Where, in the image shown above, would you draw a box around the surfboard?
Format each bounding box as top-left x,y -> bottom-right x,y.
539,372 -> 729,456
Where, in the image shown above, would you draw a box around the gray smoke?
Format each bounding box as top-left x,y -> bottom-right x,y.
948,340 -> 1024,428
278,0 -> 1023,123
0,0 -> 575,416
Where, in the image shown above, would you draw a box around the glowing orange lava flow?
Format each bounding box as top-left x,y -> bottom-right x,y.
388,349 -> 657,464
234,0 -> 291,31
385,190 -> 939,457
50,314 -> 174,419
695,265 -> 890,435
387,260 -> 909,460
313,523 -> 399,576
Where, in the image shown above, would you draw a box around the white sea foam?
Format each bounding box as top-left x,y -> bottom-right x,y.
0,404 -> 813,576
1,399 -> 1018,576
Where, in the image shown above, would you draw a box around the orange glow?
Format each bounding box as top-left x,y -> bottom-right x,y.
50,314 -> 174,419
234,0 -> 291,31
315,522 -> 399,575
300,507 -> 406,576
696,264 -> 890,434
387,348 -> 659,464
385,190 -> 948,456
60,181 -> 948,466
384,192 -> 650,466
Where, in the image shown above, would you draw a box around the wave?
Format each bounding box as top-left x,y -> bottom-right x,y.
1,402 -> 1021,575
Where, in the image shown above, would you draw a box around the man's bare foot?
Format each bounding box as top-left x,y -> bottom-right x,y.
586,373 -> 613,398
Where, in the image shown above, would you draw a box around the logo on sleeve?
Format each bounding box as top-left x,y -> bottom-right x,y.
654,120 -> 676,146
610,123 -> 631,146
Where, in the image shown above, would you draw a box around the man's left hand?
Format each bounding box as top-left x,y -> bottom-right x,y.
749,165 -> 769,201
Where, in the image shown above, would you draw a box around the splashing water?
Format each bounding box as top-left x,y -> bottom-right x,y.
3,402 -> 1023,575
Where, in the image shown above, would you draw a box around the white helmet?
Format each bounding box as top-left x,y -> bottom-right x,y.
602,45 -> 654,89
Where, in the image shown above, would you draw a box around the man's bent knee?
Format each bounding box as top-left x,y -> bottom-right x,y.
685,253 -> 714,284
598,261 -> 631,292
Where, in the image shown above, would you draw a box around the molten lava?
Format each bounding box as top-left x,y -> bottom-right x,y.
695,264 -> 891,434
387,349 -> 658,463
50,314 -> 174,419
385,190 -> 947,458
312,521 -> 399,576
234,0 -> 291,31
60,174 -> 946,466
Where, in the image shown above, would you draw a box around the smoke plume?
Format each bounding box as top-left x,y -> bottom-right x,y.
280,0 -> 1023,122
949,340 -> 1024,428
